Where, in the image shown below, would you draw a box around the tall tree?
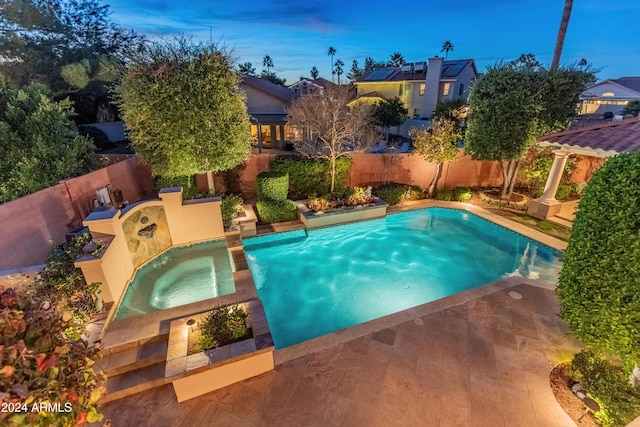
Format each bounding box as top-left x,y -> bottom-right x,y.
286,85 -> 379,192
310,66 -> 319,79
388,52 -> 405,67
115,38 -> 252,190
262,55 -> 273,73
551,0 -> 573,69
0,78 -> 95,203
441,40 -> 454,60
465,56 -> 594,198
260,70 -> 286,86
327,46 -> 336,81
348,59 -> 363,81
374,97 -> 408,141
238,62 -> 256,75
334,59 -> 344,84
0,0 -> 141,90
364,57 -> 376,72
412,118 -> 462,196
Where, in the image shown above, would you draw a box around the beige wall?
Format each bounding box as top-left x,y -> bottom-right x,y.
76,188 -> 225,304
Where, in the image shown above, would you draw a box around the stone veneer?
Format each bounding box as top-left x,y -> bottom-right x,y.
121,206 -> 171,268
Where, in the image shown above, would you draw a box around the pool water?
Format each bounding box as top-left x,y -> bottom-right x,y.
244,208 -> 562,348
115,240 -> 235,320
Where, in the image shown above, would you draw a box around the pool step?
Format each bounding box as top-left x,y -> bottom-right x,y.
101,361 -> 168,404
98,339 -> 169,377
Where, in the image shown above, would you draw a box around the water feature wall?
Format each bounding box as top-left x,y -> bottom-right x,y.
74,187 -> 225,304
122,206 -> 171,268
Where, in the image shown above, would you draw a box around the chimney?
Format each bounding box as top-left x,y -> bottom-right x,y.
422,56 -> 444,119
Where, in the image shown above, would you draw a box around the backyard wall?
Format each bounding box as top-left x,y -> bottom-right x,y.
0,157 -> 154,270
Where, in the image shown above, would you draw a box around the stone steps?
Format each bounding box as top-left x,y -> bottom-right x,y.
101,361 -> 168,404
98,339 -> 168,377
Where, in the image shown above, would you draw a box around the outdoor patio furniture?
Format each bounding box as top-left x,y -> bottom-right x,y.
369,140 -> 387,153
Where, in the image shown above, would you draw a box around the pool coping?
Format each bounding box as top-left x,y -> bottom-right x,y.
274,276 -> 555,365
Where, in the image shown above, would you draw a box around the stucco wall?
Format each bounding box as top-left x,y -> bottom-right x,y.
241,85 -> 288,114
0,157 -> 154,270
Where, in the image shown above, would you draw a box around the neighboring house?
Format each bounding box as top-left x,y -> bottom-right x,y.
579,77 -> 640,116
240,74 -> 299,150
287,77 -> 333,95
353,57 -> 478,119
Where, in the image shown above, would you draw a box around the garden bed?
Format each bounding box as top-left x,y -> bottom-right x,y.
296,198 -> 389,229
478,189 -> 529,208
550,363 -> 599,427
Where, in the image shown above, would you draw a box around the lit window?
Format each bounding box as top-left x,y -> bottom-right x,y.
602,92 -> 615,97
443,83 -> 450,96
419,83 -> 425,96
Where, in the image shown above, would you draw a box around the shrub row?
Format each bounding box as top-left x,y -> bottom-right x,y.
269,156 -> 351,199
437,186 -> 471,202
373,183 -> 406,205
256,200 -> 298,224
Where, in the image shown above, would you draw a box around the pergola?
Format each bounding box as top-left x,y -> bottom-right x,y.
528,116 -> 640,220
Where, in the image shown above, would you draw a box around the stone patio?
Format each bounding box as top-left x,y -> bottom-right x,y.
102,282 -> 583,427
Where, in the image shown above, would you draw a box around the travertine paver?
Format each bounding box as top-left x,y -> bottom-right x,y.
102,283 -> 582,427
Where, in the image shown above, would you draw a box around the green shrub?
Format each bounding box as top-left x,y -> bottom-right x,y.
436,189 -> 453,201
256,171 -> 289,201
453,186 -> 472,202
557,152 -> 640,364
269,156 -> 351,199
571,350 -> 640,427
409,185 -> 425,200
555,184 -> 573,201
220,194 -> 244,228
196,304 -> 250,351
256,199 -> 298,223
374,183 -> 406,204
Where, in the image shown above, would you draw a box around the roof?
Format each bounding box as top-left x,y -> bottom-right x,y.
249,113 -> 288,125
611,77 -> 640,93
241,74 -> 298,103
287,77 -> 334,89
582,77 -> 640,99
357,59 -> 476,83
537,117 -> 640,157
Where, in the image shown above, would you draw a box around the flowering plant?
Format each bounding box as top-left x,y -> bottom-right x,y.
305,187 -> 375,213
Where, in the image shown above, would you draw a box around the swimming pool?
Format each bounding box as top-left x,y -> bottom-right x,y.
244,207 -> 562,348
115,240 -> 235,320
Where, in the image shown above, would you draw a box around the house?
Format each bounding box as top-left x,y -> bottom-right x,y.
287,77 -> 333,95
353,57 -> 478,119
240,74 -> 299,150
579,77 -> 640,116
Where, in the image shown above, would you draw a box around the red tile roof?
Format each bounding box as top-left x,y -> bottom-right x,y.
537,117 -> 640,156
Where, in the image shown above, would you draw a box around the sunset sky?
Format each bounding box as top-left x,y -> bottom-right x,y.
107,0 -> 639,84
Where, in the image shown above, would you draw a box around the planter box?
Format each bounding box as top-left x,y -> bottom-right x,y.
296,198 -> 389,229
166,300 -> 274,402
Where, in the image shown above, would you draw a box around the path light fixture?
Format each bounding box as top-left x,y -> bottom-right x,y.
571,382 -> 601,422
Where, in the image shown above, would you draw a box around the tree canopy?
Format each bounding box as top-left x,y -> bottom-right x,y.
114,38 -> 252,179
0,77 -> 95,203
0,0 -> 141,90
412,118 -> 462,195
465,55 -> 595,197
374,97 -> 408,140
286,85 -> 378,191
556,152 -> 640,368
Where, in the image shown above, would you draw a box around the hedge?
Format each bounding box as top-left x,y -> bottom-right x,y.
256,200 -> 298,223
256,172 -> 289,201
269,156 -> 351,199
373,183 -> 406,205
557,152 -> 640,365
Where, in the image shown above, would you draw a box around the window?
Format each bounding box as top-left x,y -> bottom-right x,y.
419,83 -> 425,96
458,84 -> 465,96
413,109 -> 420,118
443,83 -> 451,96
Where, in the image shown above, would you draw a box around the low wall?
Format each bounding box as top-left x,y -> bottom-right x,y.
0,157 -> 154,270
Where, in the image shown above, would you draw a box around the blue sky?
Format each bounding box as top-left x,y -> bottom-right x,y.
107,0 -> 639,84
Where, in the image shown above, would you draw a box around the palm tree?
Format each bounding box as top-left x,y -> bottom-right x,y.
334,59 -> 344,84
262,55 -> 273,73
310,66 -> 319,79
441,41 -> 454,60
551,0 -> 573,69
388,52 -> 405,67
328,46 -> 336,81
